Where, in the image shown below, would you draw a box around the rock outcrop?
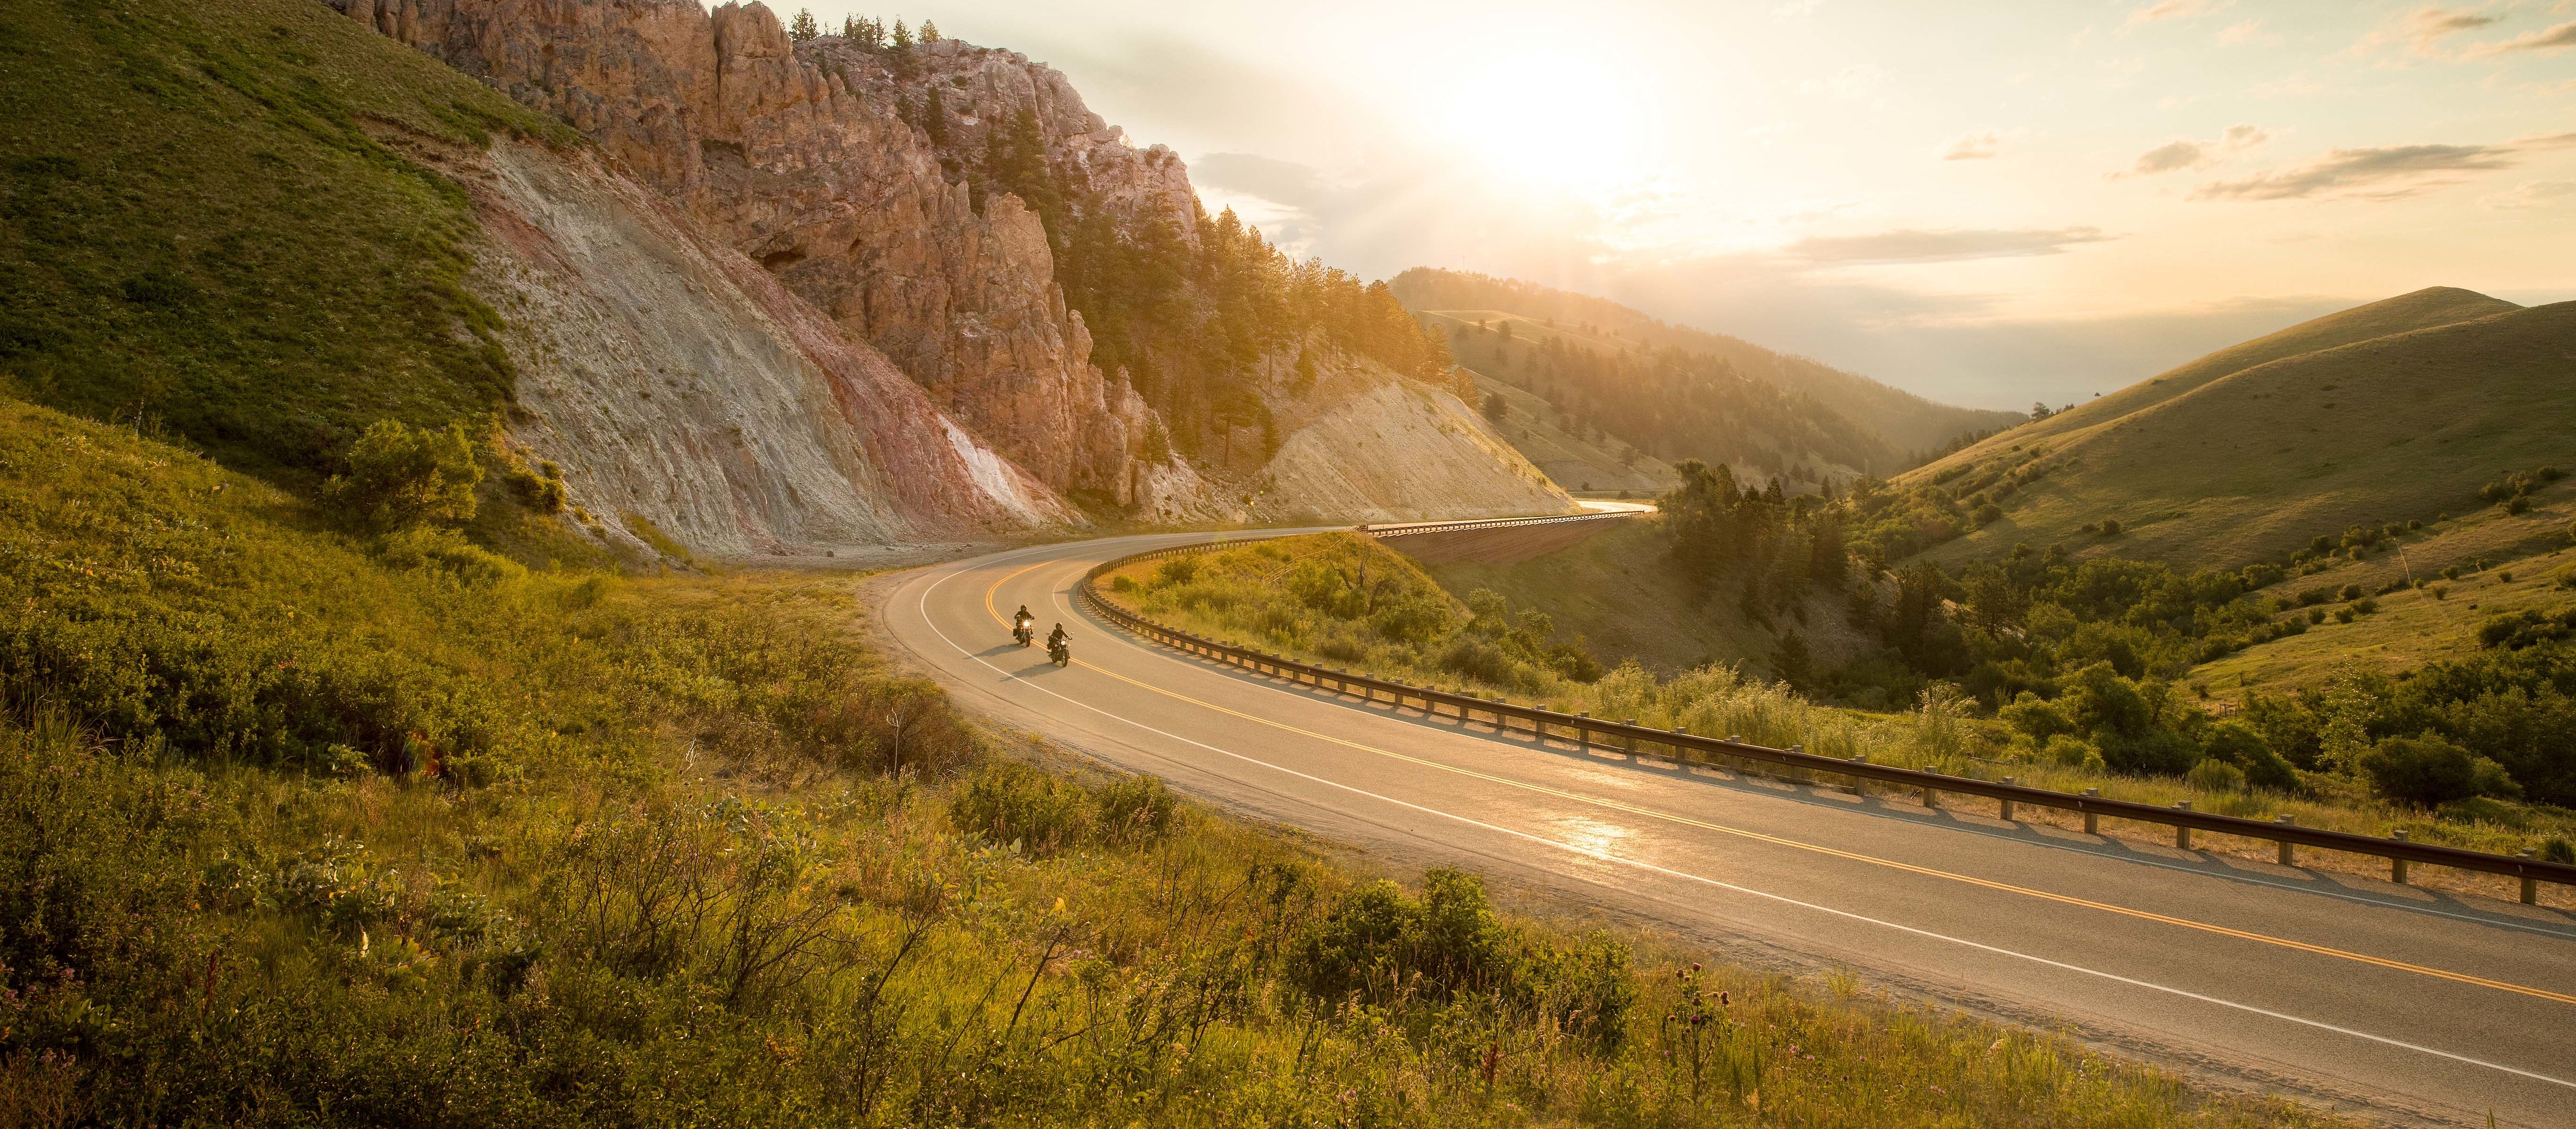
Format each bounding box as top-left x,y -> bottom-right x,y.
329,0 -> 1167,503
458,137 -> 1073,556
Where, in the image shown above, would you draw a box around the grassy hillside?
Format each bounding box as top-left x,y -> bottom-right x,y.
1909,299 -> 2576,568
1465,369 -> 1677,494
1391,268 -> 2022,459
0,0 -> 576,479
1962,287 -> 2517,457
1414,518 -> 1868,676
3,399 -> 2364,1124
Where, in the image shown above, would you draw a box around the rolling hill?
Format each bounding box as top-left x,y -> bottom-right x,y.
1903,292 -> 2576,568
1390,268 -> 2022,464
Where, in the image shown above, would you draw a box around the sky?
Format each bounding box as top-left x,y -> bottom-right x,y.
801,1 -> 2576,410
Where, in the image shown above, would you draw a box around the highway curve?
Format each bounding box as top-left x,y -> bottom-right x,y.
879,528 -> 2576,1128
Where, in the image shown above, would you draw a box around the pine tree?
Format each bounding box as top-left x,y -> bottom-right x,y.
789,8 -> 819,41
920,19 -> 940,41
892,19 -> 913,49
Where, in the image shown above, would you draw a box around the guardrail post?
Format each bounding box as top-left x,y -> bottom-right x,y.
1672,726 -> 1689,763
2275,815 -> 2296,866
1577,713 -> 1591,750
2082,788 -> 2100,835
1998,778 -> 2016,822
2174,802 -> 2193,850
1623,721 -> 1638,757
2390,830 -> 2409,885
2521,850 -> 2540,905
1847,754 -> 1868,796
1922,770 -> 1940,809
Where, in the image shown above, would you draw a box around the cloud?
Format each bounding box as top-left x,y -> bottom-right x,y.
1800,64 -> 1886,99
2125,0 -> 2218,28
1787,227 -> 2116,265
2216,19 -> 2275,45
2485,179 -> 2576,208
2476,19 -> 2576,54
2192,132 -> 2576,200
1943,131 -> 2001,160
2117,125 -> 2270,176
2354,6 -> 2503,57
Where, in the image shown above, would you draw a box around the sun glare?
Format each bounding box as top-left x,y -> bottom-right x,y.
1414,42 -> 1650,193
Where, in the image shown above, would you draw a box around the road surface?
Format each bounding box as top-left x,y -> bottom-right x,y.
879,528 -> 2576,1127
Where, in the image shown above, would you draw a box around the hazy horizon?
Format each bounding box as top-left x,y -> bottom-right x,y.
799,0 -> 2576,410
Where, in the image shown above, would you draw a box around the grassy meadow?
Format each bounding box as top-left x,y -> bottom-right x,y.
1100,532 -> 2576,895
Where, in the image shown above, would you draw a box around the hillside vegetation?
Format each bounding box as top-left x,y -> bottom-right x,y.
0,0 -> 574,479
1465,368 -> 1678,495
1903,291 -> 2575,568
1,398 -> 2367,1124
1391,268 -> 2021,462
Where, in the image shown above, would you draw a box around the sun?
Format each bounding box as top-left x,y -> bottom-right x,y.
1413,41 -> 1651,194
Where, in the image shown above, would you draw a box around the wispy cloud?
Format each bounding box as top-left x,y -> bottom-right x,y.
2125,0 -> 2221,28
2216,19 -> 2275,46
2354,6 -> 2503,57
2474,19 -> 2576,54
1943,131 -> 2002,160
2191,132 -> 2576,200
2116,125 -> 2270,176
1788,227 -> 2116,265
2485,179 -> 2576,208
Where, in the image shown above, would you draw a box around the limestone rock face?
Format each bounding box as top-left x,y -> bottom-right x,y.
327,0 -> 1162,502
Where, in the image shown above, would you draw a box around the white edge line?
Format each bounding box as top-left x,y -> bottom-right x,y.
900,546 -> 2576,1093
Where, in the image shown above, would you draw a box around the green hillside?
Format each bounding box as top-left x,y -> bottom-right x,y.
1464,368 -> 1676,494
0,0 -> 574,479
1391,268 -> 2022,460
1907,298 -> 2576,569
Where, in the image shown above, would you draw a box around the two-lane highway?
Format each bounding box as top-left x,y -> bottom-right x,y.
880,530 -> 2576,1127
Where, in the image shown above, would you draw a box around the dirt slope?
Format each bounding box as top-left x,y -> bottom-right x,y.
1254,381 -> 1576,523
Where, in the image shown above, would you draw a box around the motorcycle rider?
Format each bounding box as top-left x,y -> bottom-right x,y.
1015,604 -> 1034,629
1046,622 -> 1071,664
1013,604 -> 1035,644
1046,623 -> 1070,651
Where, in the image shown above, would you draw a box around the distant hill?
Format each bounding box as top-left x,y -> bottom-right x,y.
1464,368 -> 1678,496
1902,291 -> 2576,567
1389,268 -> 2022,466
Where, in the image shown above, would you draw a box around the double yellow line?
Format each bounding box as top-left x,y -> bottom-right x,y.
983,561 -> 2576,1009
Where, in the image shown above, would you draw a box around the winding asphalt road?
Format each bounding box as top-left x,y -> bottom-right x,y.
879,526 -> 2576,1127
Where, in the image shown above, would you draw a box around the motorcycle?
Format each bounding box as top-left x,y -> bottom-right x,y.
1013,617 -> 1034,647
1047,637 -> 1071,667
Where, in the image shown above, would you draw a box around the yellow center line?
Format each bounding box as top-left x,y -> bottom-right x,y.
972,557 -> 2576,1009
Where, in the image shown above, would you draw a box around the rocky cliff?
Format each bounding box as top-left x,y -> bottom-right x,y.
451,136 -> 1074,557
331,0 -> 1164,505
330,0 -> 1573,536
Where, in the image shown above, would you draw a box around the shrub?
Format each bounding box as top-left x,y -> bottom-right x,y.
2554,563 -> 2576,590
1290,869 -> 1632,1049
323,419 -> 484,533
1154,556 -> 1200,587
2353,597 -> 2379,614
2357,734 -> 2520,808
2042,734 -> 2103,769
2183,758 -> 2246,795
2546,838 -> 2576,865
949,761 -> 1088,854
2334,607 -> 2355,624
2199,720 -> 2299,791
1094,775 -> 1178,845
2098,518 -> 2123,536
1999,691 -> 2076,743
2337,584 -> 2363,601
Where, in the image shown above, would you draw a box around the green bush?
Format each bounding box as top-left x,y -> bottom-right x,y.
1290,868 -> 1633,1050
2546,838 -> 2576,865
949,760 -> 1088,854
1154,556 -> 1200,587
2199,721 -> 2299,791
1094,774 -> 1178,845
323,419 -> 485,533
2357,734 -> 2520,808
2183,758 -> 2246,795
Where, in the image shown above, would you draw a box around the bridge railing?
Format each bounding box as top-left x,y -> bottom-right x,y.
1076,535 -> 2576,906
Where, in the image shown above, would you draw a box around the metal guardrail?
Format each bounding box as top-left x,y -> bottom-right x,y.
1362,511 -> 1641,538
1078,536 -> 2576,906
